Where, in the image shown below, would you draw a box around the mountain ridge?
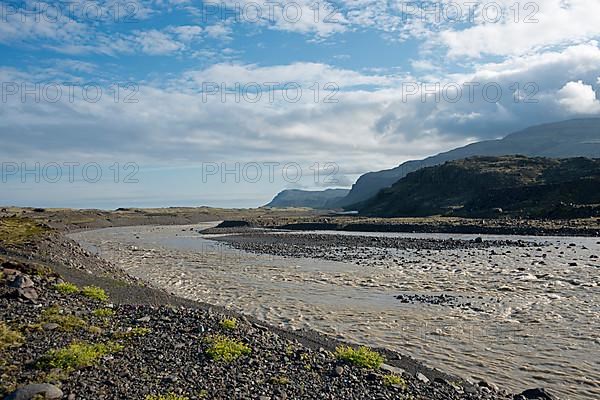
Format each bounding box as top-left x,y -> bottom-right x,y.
357,155 -> 600,218
265,188 -> 350,209
338,118 -> 600,208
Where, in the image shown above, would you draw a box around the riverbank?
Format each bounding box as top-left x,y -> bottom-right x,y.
71,224 -> 599,399
2,206 -> 599,237
0,217 -> 538,399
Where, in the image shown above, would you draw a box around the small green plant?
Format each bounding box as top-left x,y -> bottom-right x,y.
113,327 -> 151,339
54,282 -> 79,294
40,307 -> 87,332
37,341 -> 123,371
219,318 -> 237,330
87,326 -> 103,335
205,335 -> 251,362
0,322 -> 23,351
270,375 -> 290,385
383,374 -> 407,388
145,393 -> 189,400
335,346 -> 384,369
81,285 -> 108,301
92,308 -> 115,318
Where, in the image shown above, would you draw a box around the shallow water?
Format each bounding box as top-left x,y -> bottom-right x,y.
70,224 -> 600,399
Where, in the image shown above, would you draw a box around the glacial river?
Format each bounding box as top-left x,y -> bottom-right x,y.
70,223 -> 600,400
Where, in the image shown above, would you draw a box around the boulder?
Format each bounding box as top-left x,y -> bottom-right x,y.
514,388 -> 558,400
9,275 -> 34,289
6,383 -> 63,400
17,287 -> 39,301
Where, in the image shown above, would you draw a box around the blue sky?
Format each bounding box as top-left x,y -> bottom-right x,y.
1,0 -> 600,208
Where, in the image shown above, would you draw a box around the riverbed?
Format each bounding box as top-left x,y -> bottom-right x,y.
70,223 -> 600,400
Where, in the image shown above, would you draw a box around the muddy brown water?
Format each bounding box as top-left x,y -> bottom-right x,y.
70,223 -> 600,400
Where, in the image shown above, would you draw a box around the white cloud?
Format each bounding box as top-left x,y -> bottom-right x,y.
439,0 -> 600,58
558,81 -> 600,114
168,25 -> 203,43
204,22 -> 233,40
132,30 -> 184,55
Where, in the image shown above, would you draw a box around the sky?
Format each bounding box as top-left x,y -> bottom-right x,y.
1,0 -> 600,208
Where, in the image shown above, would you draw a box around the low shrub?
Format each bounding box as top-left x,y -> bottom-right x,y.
81,286 -> 108,301
335,346 -> 384,369
205,335 -> 251,362
54,282 -> 79,294
0,322 -> 23,351
92,308 -> 115,318
219,318 -> 237,330
382,373 -> 407,388
37,341 -> 123,371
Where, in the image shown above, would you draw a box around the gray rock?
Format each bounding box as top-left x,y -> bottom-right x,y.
514,388 -> 557,400
6,383 -> 63,400
381,363 -> 406,376
478,380 -> 499,392
43,322 -> 60,331
416,372 -> 430,384
9,275 -> 34,289
17,287 -> 38,301
334,366 -> 344,377
137,316 -> 151,323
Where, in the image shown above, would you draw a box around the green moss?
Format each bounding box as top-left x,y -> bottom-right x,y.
92,308 -> 115,318
37,341 -> 123,371
205,335 -> 251,362
87,326 -> 103,335
219,318 -> 237,330
0,217 -> 48,245
0,322 -> 23,351
145,393 -> 189,400
40,306 -> 87,332
54,282 -> 79,294
113,327 -> 151,339
81,286 -> 108,301
335,346 -> 384,369
383,373 -> 407,388
270,375 -> 290,385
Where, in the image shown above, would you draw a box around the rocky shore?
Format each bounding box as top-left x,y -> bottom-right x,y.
1,216 -> 559,400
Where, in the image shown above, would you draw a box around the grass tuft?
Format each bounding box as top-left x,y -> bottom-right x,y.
205,335 -> 251,362
81,285 -> 108,301
40,306 -> 87,332
383,373 -> 407,388
219,318 -> 237,330
270,376 -> 290,385
0,217 -> 48,245
92,308 -> 115,318
114,327 -> 151,339
54,282 -> 79,294
0,322 -> 23,351
335,346 -> 384,369
37,341 -> 123,371
145,393 -> 189,400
